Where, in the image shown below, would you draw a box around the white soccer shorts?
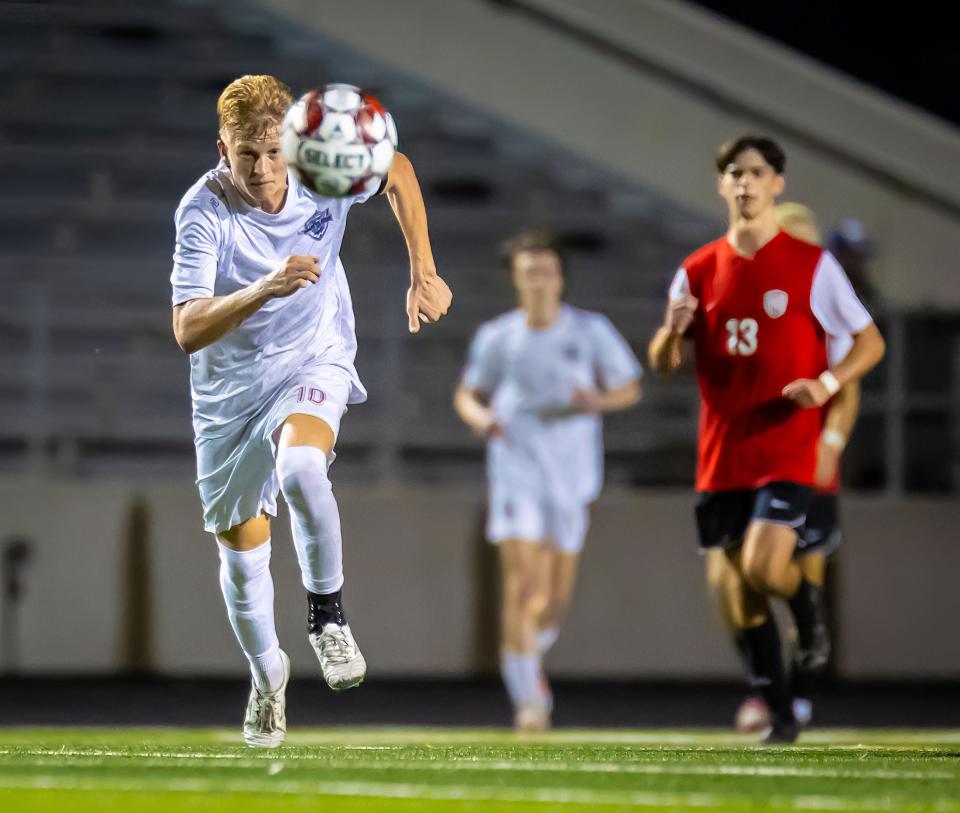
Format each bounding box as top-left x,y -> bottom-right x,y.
486,492 -> 590,554
195,362 -> 352,534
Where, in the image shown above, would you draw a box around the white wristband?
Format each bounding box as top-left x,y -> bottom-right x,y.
821,428 -> 847,450
818,370 -> 840,397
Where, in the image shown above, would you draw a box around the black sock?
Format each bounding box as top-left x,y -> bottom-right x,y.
733,630 -> 760,690
740,619 -> 794,721
307,588 -> 346,631
788,579 -> 826,651
792,660 -> 816,700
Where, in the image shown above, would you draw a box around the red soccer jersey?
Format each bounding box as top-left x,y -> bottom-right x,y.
678,231 -> 830,492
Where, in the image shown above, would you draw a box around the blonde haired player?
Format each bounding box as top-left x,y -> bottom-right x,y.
455,232 -> 642,731
705,201 -> 861,733
171,75 -> 451,747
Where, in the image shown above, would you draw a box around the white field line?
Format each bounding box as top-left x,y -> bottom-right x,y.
270,728 -> 960,747
0,747 -> 955,781
0,774 -> 954,811
5,727 -> 960,748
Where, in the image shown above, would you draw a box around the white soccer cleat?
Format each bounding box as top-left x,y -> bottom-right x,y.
243,649 -> 290,749
514,700 -> 551,733
309,622 -> 367,691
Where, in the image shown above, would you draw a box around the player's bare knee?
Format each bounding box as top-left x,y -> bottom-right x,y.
501,566 -> 528,608
741,555 -> 776,594
523,588 -> 550,622
218,514 -> 271,551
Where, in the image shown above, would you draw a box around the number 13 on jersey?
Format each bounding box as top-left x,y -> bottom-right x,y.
726,318 -> 758,356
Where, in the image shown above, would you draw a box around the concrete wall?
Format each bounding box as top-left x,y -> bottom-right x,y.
1,476 -> 957,678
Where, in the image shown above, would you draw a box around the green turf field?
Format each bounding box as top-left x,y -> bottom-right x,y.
0,727 -> 958,812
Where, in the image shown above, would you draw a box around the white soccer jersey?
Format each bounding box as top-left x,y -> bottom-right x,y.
171,163 -> 373,439
462,305 -> 642,505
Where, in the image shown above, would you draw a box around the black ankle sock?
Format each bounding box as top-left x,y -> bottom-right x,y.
307,588 -> 346,631
788,579 -> 825,649
740,618 -> 794,721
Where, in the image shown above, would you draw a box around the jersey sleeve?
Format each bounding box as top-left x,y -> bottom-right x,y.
588,314 -> 643,389
827,332 -> 855,367
668,267 -> 690,301
810,251 -> 873,341
460,323 -> 503,394
350,176 -> 384,207
170,201 -> 220,306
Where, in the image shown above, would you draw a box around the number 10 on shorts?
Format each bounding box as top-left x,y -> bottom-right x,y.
295,386 -> 326,405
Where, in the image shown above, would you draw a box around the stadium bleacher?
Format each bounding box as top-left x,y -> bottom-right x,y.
0,0 -> 714,482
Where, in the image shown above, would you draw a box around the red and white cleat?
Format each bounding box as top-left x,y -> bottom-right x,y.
735,695 -> 772,734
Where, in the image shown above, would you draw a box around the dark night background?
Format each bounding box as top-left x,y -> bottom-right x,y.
691,3 -> 958,126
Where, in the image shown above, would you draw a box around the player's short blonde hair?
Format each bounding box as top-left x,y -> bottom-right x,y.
776,202 -> 822,246
217,75 -> 293,142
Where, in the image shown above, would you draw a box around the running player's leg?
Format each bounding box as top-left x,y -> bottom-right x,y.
536,502 -> 587,655
276,414 -> 343,596
706,547 -> 772,732
218,514 -> 285,693
741,486 -> 830,672
275,412 -> 365,691
798,552 -> 825,586
218,513 -> 291,748
696,490 -> 797,740
727,545 -> 796,741
790,492 -> 841,724
707,546 -> 764,685
537,549 -> 580,655
740,519 -> 801,597
499,538 -> 551,729
743,521 -> 830,669
791,551 -> 826,726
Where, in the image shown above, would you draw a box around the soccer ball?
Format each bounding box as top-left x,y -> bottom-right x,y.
280,83 -> 398,198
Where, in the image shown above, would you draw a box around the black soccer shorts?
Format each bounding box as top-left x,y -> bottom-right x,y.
796,493 -> 843,557
694,481 -> 813,552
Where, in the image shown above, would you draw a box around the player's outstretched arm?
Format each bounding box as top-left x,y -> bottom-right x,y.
453,385 -> 502,438
172,255 -> 320,353
783,323 -> 885,409
383,152 -> 452,333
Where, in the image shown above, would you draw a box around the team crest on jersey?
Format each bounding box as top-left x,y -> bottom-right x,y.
563,345 -> 580,361
763,289 -> 789,319
302,208 -> 333,239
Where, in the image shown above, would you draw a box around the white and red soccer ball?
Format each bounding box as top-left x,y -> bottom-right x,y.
281,83 -> 398,197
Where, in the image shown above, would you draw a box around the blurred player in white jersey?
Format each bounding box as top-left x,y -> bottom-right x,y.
708,203 -> 862,733
455,232 -> 642,731
170,75 -> 451,747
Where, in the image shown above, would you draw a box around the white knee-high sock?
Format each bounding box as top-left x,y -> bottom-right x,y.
276,445 -> 344,595
217,540 -> 285,692
501,652 -> 543,708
